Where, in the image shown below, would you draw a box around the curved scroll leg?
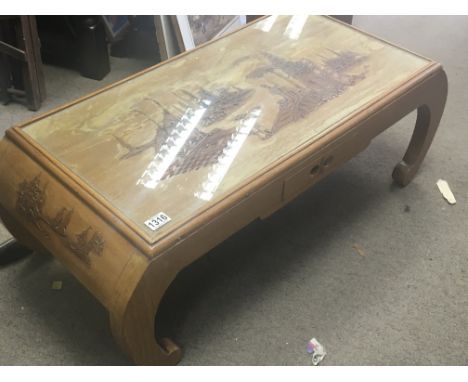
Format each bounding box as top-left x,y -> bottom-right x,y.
110,258 -> 182,365
392,70 -> 448,187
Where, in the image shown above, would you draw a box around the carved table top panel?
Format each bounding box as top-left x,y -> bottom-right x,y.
20,16 -> 431,245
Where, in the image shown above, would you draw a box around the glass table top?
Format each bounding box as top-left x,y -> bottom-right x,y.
21,16 -> 431,244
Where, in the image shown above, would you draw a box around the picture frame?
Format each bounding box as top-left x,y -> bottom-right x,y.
170,15 -> 247,52
154,15 -> 181,60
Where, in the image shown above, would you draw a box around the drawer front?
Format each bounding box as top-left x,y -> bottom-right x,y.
283,132 -> 370,202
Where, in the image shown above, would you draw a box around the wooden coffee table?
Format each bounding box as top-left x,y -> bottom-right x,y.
0,16 -> 447,365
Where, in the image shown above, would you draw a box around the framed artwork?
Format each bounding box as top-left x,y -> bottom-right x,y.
154,16 -> 181,60
170,15 -> 247,52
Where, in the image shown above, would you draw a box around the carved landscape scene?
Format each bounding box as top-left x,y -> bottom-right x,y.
113,50 -> 367,182
16,174 -> 104,265
21,15 -> 429,236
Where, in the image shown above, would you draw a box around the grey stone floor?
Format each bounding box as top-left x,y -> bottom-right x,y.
0,16 -> 467,365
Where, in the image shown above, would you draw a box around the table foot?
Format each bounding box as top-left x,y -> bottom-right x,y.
392,70 -> 448,187
110,258 -> 182,365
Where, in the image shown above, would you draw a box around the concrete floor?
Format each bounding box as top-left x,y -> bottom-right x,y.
0,16 -> 467,365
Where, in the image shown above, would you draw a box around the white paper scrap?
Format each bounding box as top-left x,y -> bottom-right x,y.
436,179 -> 456,205
307,338 -> 327,366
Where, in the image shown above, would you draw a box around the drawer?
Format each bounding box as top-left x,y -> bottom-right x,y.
283,133 -> 370,202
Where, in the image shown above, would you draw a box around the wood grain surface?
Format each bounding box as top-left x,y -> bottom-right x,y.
14,16 -> 431,247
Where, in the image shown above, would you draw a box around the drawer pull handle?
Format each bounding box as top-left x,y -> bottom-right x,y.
310,164 -> 321,176
324,156 -> 334,167
309,155 -> 334,177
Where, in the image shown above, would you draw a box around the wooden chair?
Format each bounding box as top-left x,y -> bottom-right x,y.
0,16 -> 46,111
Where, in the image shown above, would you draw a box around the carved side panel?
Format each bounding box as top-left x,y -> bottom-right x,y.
16,174 -> 104,266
